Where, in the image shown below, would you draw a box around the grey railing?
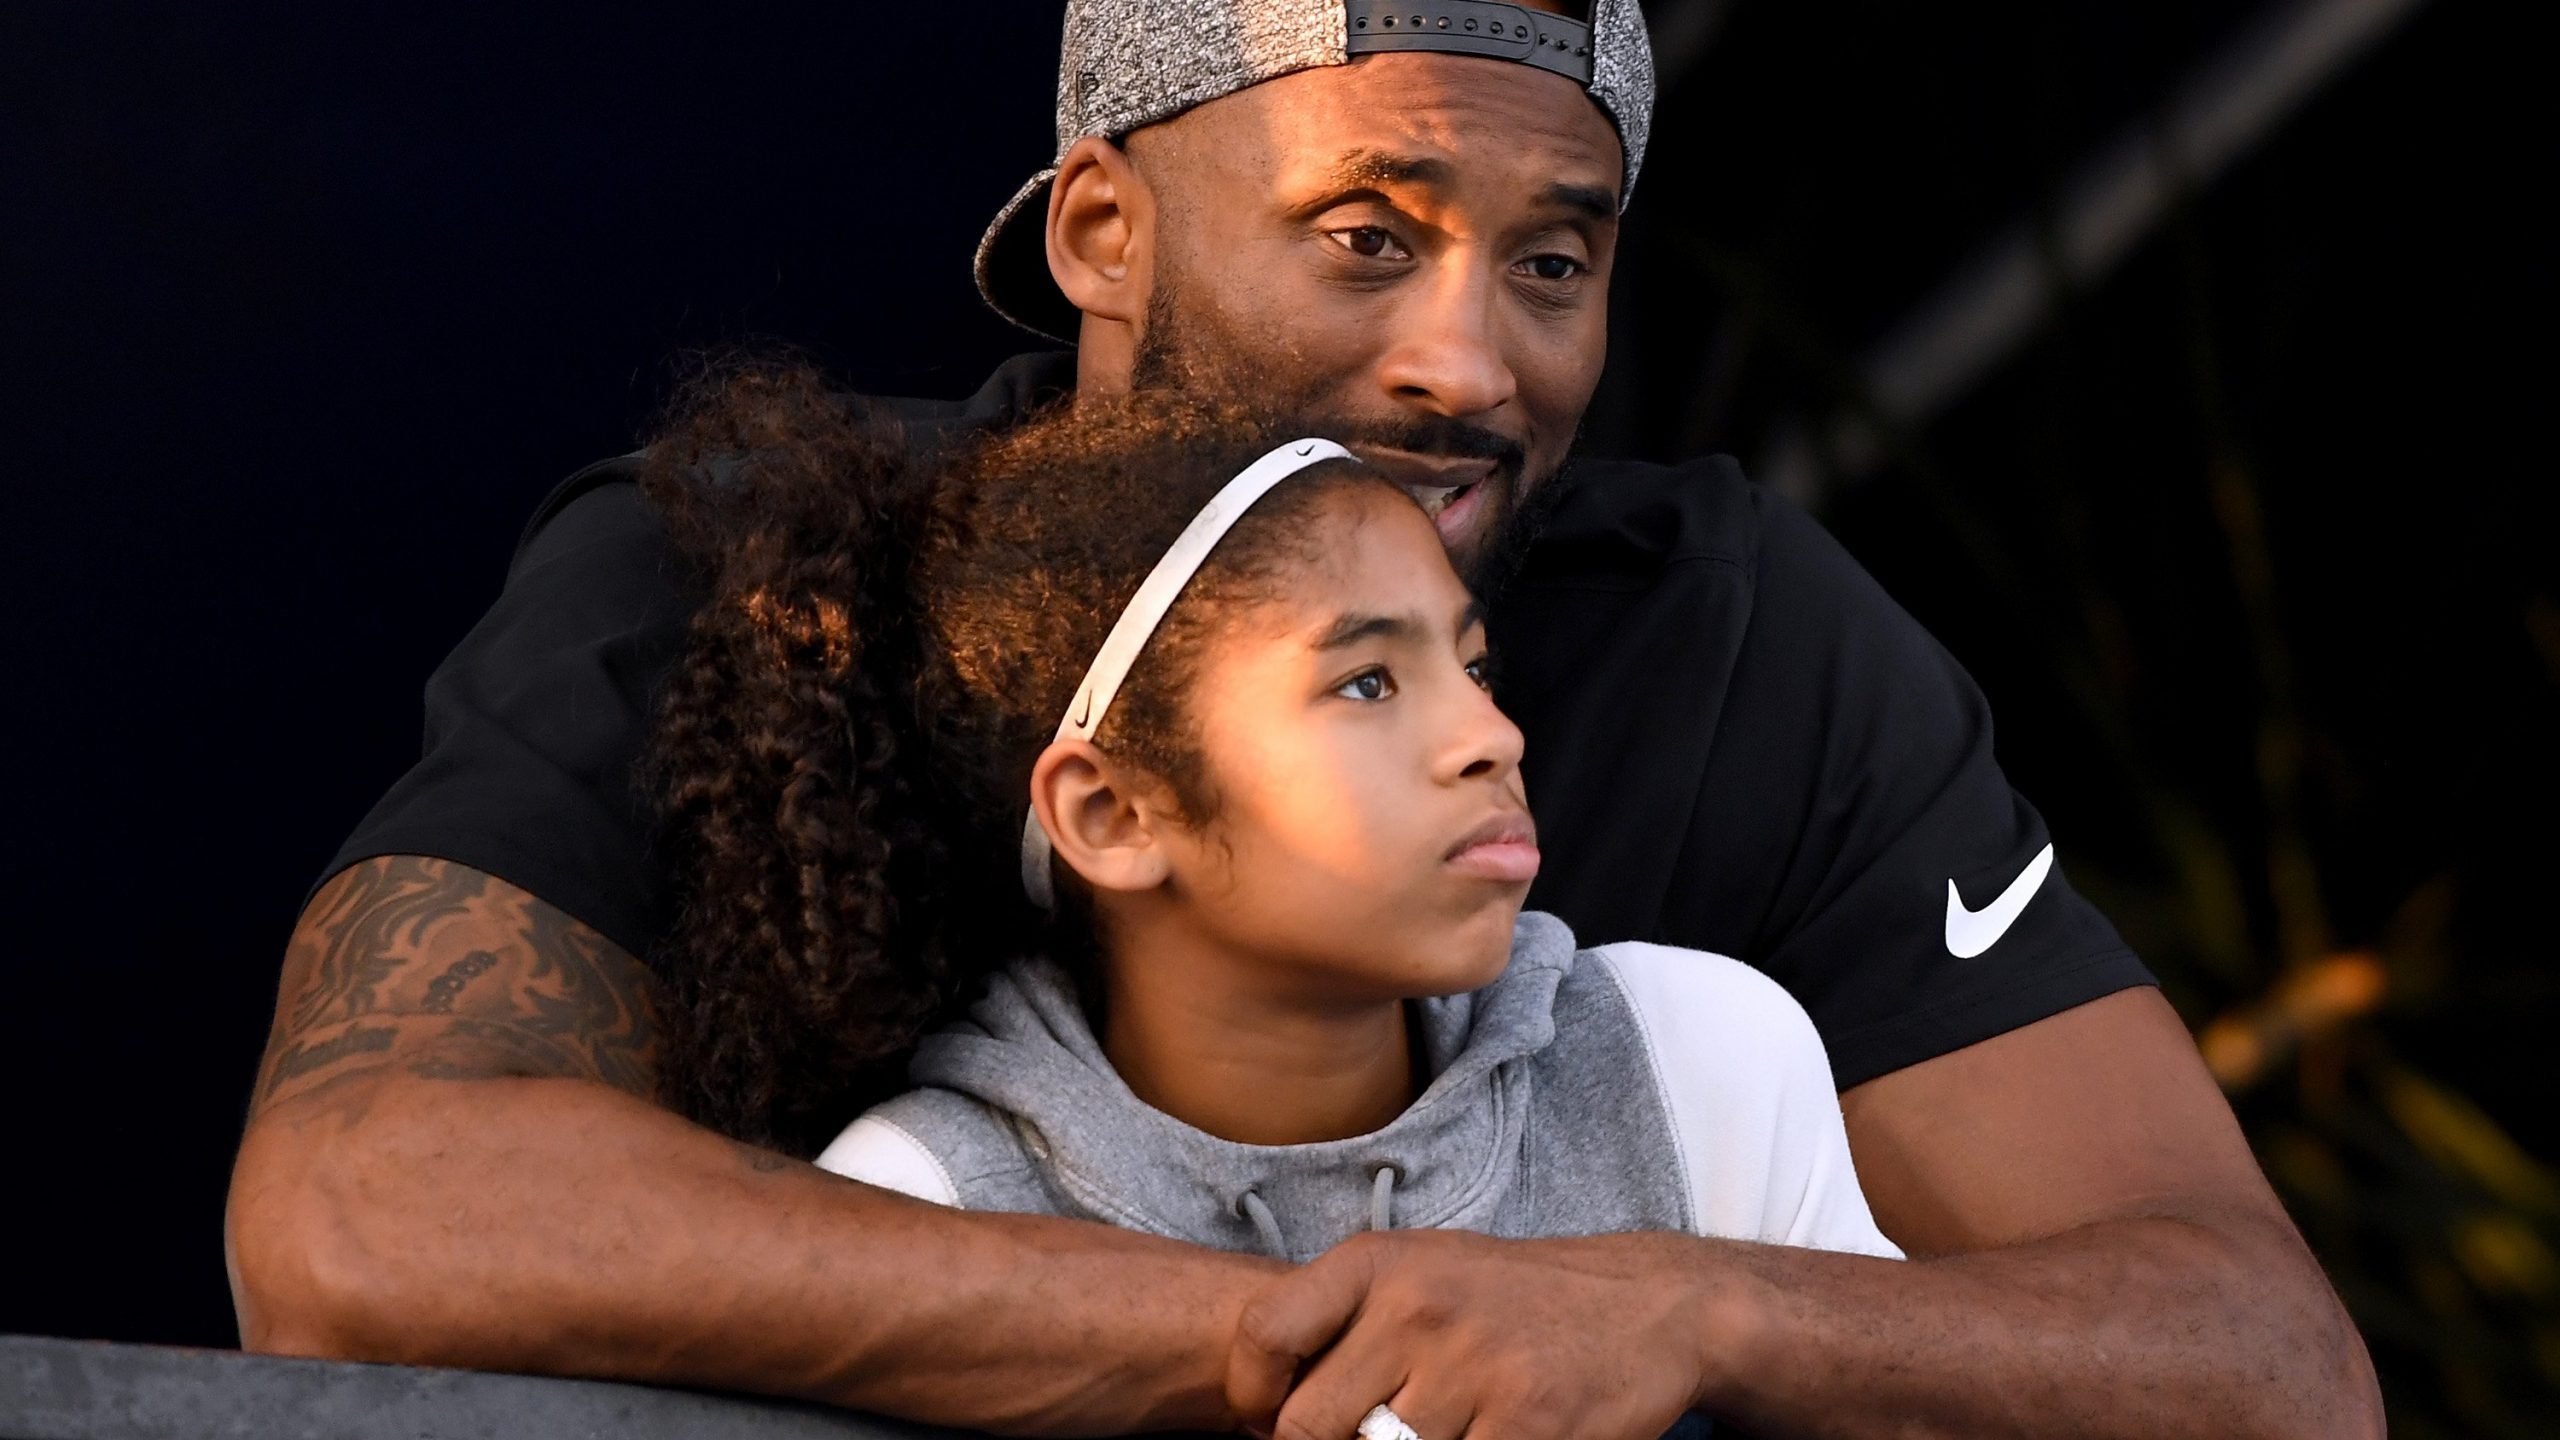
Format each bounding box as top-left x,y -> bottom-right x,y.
0,1334 -> 978,1440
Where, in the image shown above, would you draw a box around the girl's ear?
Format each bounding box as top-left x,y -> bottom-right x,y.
1046,136 -> 1154,330
1028,739 -> 1173,896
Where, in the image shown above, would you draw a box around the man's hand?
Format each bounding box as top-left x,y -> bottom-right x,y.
1229,990 -> 2382,1440
228,855 -> 1273,1433
1227,1230 -> 1712,1440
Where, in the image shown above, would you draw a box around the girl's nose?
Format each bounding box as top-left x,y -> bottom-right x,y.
1447,682 -> 1526,783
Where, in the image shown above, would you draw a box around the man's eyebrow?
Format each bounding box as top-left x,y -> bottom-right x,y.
1310,152 -> 1615,225
1326,149 -> 1455,192
1538,181 -> 1618,223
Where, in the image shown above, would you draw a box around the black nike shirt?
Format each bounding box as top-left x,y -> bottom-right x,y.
322,351 -> 2151,1091
1498,441 -> 2150,1081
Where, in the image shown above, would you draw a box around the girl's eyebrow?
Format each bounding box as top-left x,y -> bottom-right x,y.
1311,598 -> 1486,652
1312,612 -> 1416,651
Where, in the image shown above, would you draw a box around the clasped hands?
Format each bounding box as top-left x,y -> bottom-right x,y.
1224,1229 -> 1728,1440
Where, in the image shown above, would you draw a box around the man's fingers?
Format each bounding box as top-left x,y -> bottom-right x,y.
1226,1244 -> 1380,1436
1384,1377 -> 1477,1440
1267,1329 -> 1408,1440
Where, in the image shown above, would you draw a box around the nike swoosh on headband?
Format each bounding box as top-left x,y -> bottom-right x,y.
1019,437 -> 1356,909
1943,843 -> 2055,959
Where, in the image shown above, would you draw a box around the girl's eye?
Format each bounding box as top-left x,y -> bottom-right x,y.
1334,668 -> 1397,701
1328,226 -> 1406,260
1463,656 -> 1493,690
1522,254 -> 1585,282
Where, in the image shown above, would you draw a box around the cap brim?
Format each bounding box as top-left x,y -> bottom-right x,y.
974,168 -> 1080,344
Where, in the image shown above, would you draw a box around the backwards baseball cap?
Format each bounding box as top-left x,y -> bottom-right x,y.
976,0 -> 1656,341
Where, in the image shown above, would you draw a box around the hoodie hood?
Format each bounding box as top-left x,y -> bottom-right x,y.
906,912 -> 1579,1262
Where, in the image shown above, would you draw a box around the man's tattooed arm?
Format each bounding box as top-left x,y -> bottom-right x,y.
248,855 -> 658,1118
228,855 -> 1272,1431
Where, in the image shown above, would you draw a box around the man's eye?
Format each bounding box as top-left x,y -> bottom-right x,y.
1523,254 -> 1585,281
1334,668 -> 1397,701
1328,227 -> 1405,260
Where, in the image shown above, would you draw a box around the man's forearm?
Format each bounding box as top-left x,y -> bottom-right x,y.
232,858 -> 1269,1435
231,1071 -> 1269,1433
1681,1205 -> 2382,1440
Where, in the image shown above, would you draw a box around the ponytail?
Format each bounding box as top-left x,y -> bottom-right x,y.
641,359 -> 960,1152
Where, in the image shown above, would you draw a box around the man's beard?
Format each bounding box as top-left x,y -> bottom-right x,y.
1129,280 -> 1575,599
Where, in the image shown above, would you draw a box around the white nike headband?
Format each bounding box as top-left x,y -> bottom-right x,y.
1020,437 -> 1357,908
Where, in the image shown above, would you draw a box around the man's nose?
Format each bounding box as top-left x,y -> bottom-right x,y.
1376,261 -> 1519,420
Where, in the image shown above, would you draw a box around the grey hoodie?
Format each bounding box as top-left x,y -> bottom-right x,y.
817,911 -> 1899,1264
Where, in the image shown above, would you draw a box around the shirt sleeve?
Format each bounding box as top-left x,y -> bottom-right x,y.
1592,943 -> 1901,1259
312,466 -> 692,960
814,1113 -> 964,1205
1669,489 -> 2156,1089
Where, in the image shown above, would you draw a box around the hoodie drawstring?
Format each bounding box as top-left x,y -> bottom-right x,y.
1236,1186 -> 1288,1259
1233,1165 -> 1400,1261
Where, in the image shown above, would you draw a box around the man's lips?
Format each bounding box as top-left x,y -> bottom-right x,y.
1424,480 -> 1486,545
1445,811 -> 1541,883
1359,449 -> 1499,520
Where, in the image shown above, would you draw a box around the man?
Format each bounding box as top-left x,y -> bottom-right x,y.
226,2 -> 2381,1435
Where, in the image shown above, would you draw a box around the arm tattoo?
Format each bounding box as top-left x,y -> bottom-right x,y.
284,857 -> 488,1036
263,1023 -> 397,1090
419,952 -> 498,1013
253,856 -> 660,1115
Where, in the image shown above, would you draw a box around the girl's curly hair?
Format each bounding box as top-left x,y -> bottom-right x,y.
639,359 -> 1391,1153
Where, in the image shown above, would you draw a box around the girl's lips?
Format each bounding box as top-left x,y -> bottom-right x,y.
1447,813 -> 1541,883
1448,838 -> 1542,883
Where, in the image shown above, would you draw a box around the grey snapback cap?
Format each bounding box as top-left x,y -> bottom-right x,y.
976,0 -> 1656,341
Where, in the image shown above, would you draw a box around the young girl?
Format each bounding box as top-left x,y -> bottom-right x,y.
643,369 -> 1896,1400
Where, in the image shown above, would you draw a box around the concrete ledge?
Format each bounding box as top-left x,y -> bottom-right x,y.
0,1334 -> 967,1440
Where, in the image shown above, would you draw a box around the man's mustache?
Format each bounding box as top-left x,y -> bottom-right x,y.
1332,416 -> 1526,482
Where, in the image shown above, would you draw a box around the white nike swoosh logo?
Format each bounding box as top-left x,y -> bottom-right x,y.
1943,843 -> 2055,958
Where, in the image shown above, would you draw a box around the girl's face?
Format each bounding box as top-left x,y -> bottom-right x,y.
1151,485 -> 1536,1002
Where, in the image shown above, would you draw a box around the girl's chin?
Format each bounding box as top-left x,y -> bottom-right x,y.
1427,899 -> 1530,993
1264,898 -> 1527,1001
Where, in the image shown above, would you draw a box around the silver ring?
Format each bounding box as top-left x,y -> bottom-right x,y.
1359,1403 -> 1423,1440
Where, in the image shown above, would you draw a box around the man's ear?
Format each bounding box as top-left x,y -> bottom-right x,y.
1046,135 -> 1155,328
1028,738 -> 1174,897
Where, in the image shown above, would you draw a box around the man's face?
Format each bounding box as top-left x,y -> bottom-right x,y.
1116,49 -> 1623,582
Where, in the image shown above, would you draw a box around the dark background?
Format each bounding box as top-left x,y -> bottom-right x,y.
3,2 -> 2550,1435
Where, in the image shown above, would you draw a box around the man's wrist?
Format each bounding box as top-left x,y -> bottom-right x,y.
1178,1246 -> 1292,1433
1668,1237 -> 1780,1417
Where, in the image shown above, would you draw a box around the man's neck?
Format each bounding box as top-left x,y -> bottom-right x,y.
1092,916 -> 1420,1146
1075,313 -> 1135,398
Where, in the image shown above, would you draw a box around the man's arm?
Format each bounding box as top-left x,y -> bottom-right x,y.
229,855 -> 1273,1434
1696,985 -> 2381,1437
1229,988 -> 2381,1440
